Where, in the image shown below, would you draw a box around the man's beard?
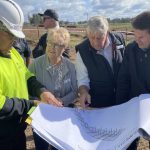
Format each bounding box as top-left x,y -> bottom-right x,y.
0,48 -> 11,58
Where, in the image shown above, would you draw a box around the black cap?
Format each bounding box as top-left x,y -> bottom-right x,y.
39,9 -> 59,21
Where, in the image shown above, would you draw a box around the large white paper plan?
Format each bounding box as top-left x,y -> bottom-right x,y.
31,94 -> 150,150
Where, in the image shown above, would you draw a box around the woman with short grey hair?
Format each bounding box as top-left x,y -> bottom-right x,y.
29,27 -> 78,150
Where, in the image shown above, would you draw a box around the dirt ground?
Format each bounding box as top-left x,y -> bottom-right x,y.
26,126 -> 35,150
25,125 -> 150,150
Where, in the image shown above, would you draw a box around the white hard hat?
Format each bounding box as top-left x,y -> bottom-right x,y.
0,0 -> 25,38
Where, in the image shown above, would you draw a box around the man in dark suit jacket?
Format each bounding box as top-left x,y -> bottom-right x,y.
116,11 -> 150,149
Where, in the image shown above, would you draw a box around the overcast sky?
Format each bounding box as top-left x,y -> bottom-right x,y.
14,0 -> 150,22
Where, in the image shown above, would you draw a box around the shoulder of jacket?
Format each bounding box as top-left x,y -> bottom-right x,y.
123,41 -> 138,55
63,57 -> 75,69
33,54 -> 46,65
11,48 -> 24,62
126,41 -> 137,50
75,38 -> 89,52
39,33 -> 47,40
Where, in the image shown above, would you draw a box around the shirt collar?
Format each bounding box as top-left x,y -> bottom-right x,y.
104,35 -> 112,49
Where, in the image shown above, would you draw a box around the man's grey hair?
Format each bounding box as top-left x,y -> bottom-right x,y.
86,16 -> 109,36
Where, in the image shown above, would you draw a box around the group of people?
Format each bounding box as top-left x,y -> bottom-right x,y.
0,0 -> 150,150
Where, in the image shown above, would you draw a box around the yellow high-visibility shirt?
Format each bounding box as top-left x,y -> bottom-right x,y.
0,47 -> 34,109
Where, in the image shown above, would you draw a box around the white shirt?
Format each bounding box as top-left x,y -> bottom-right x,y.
75,36 -> 113,88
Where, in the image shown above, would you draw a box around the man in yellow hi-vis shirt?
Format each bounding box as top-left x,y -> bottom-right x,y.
0,1 -> 62,150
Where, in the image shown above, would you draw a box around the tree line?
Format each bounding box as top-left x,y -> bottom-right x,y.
28,13 -> 132,26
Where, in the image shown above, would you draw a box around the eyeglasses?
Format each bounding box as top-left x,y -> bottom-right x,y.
47,43 -> 66,50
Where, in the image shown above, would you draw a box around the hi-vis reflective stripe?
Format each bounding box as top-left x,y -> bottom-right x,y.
27,106 -> 36,115
26,106 -> 37,125
25,116 -> 32,125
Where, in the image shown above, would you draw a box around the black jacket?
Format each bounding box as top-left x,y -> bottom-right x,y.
116,41 -> 150,104
32,33 -> 47,58
76,32 -> 125,108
